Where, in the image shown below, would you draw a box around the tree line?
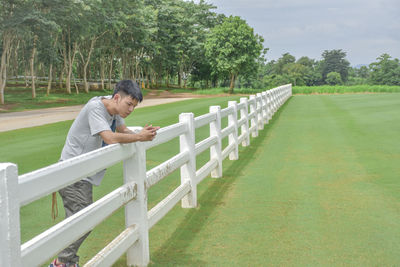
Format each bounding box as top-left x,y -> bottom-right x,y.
1,0 -> 399,105
0,0 -> 265,104
256,50 -> 400,88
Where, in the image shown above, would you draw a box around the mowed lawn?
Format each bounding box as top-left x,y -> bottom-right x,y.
1,94 -> 399,266
148,94 -> 400,266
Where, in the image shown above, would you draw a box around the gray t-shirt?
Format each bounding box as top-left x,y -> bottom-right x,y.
60,95 -> 124,185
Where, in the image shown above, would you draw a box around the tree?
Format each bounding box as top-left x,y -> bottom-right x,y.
205,16 -> 264,93
320,49 -> 350,83
369,53 -> 400,85
274,53 -> 295,75
326,71 -> 342,85
0,0 -> 28,104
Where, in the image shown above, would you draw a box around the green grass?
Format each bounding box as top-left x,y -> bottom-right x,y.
168,85 -> 400,96
169,87 -> 265,95
0,85 -> 149,113
1,94 -> 400,265
293,84 -> 400,94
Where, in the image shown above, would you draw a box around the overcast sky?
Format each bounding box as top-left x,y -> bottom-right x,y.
208,0 -> 400,66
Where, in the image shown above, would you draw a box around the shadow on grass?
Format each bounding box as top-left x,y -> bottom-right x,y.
150,98 -> 293,266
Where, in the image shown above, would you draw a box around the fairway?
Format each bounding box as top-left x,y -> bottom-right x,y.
1,94 -> 399,266
148,94 -> 400,266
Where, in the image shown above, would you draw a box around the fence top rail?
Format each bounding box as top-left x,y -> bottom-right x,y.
144,122 -> 187,150
220,105 -> 235,118
237,101 -> 246,110
194,112 -> 217,129
18,143 -> 136,206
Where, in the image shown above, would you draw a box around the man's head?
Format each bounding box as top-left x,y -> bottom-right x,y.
113,80 -> 143,102
112,80 -> 143,118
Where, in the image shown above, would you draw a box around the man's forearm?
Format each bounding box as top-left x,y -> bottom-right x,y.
101,131 -> 144,144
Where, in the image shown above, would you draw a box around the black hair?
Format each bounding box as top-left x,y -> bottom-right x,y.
112,80 -> 143,102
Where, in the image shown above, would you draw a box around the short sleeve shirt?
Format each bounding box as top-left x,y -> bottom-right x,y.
60,96 -> 124,185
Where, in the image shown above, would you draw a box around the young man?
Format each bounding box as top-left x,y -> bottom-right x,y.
50,80 -> 159,267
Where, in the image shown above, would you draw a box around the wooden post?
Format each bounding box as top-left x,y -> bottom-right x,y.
209,106 -> 222,178
0,163 -> 21,267
228,101 -> 239,160
240,97 -> 250,147
249,95 -> 258,137
179,113 -> 197,208
123,143 -> 149,267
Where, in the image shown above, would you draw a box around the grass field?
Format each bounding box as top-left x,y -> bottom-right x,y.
2,84 -> 400,113
170,85 -> 400,96
0,85 -> 147,112
292,84 -> 400,94
1,94 -> 399,266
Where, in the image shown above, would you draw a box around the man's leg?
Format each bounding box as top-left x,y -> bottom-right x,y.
57,180 -> 93,265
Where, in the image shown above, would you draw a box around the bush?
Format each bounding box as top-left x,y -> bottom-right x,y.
326,72 -> 342,85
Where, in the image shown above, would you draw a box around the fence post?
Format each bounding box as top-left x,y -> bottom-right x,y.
179,113 -> 197,208
249,95 -> 258,137
209,106 -> 222,178
228,101 -> 239,160
266,91 -> 271,121
0,163 -> 21,267
273,89 -> 278,113
256,93 -> 264,130
123,143 -> 149,267
240,97 -> 250,147
261,92 -> 268,125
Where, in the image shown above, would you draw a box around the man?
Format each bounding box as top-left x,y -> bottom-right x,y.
50,80 -> 159,267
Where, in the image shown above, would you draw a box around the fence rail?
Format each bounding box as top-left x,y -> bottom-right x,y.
0,84 -> 292,267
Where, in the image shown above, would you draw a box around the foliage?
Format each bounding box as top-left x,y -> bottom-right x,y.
204,16 -> 264,93
369,53 -> 400,85
1,0 -> 399,102
326,71 -> 342,85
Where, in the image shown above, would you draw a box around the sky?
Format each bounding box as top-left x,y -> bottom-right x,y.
208,0 -> 400,66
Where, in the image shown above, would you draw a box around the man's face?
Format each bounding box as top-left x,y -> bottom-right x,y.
116,94 -> 139,118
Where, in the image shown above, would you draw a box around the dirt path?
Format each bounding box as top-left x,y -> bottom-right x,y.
0,97 -> 193,132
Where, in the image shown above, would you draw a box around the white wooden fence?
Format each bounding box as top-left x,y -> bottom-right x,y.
0,84 -> 292,267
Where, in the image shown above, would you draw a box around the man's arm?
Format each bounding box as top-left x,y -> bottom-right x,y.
116,124 -> 135,134
100,124 -> 159,144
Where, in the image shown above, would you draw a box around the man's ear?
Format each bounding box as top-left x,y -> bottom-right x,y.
113,93 -> 121,102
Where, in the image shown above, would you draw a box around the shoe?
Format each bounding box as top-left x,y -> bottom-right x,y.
49,259 -> 79,267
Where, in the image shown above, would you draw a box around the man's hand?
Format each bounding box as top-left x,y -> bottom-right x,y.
138,124 -> 160,141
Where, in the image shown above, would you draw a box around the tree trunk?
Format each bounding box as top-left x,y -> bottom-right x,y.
100,57 -> 105,90
61,38 -> 67,90
73,73 -> 79,94
229,73 -> 235,94
66,41 -> 78,94
166,71 -> 169,87
47,63 -> 53,95
24,67 -> 29,87
108,49 -> 115,90
30,35 -> 38,99
122,55 -> 127,79
12,39 -> 20,78
0,32 -> 14,105
47,35 -> 58,95
82,37 -> 96,93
